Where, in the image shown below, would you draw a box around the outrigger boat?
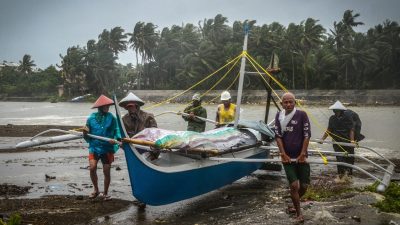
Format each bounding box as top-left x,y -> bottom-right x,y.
111,28 -> 394,205
114,28 -> 277,206
16,26 -> 395,206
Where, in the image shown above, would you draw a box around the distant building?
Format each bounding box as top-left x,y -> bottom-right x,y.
0,61 -> 20,71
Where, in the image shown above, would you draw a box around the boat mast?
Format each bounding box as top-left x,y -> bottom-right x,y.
233,24 -> 249,127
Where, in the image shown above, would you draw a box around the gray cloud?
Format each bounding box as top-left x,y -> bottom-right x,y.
1,0 -> 399,68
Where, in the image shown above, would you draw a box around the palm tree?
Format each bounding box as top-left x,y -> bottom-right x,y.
128,22 -> 158,89
18,54 -> 36,74
366,20 -> 400,88
331,10 -> 364,88
299,18 -> 325,89
199,14 -> 231,47
59,46 -> 87,96
98,27 -> 127,56
284,23 -> 303,89
109,26 -> 127,56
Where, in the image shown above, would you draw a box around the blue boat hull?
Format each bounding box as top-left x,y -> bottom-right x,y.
122,143 -> 267,205
114,95 -> 268,206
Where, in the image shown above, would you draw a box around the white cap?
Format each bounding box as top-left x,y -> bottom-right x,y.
221,91 -> 231,101
329,100 -> 347,110
119,92 -> 145,107
192,93 -> 201,101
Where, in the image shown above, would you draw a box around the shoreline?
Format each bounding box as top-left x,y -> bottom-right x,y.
1,89 -> 400,105
0,124 -> 78,137
1,124 -> 400,224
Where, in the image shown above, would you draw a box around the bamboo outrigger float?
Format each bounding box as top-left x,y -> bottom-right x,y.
15,25 -> 395,205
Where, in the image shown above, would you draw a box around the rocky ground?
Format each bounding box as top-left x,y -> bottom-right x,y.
0,125 -> 399,225
0,193 -> 132,225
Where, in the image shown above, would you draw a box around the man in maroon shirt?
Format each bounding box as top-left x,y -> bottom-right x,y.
274,92 -> 311,223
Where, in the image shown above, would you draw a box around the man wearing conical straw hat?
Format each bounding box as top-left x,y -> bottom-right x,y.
83,95 -> 121,201
320,100 -> 358,178
119,92 -> 157,138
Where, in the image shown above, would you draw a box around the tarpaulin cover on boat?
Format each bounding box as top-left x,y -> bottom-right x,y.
133,127 -> 255,151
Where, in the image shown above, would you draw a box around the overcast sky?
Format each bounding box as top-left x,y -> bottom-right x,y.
1,0 -> 399,68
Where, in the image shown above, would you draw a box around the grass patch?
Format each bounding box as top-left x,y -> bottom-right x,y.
364,181 -> 400,213
302,176 -> 354,201
0,213 -> 21,225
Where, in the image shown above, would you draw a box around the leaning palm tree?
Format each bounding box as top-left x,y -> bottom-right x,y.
18,54 -> 36,74
128,22 -> 158,89
109,26 -> 127,56
98,27 -> 127,56
332,10 -> 364,88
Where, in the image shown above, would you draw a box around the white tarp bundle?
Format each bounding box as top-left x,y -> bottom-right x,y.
133,127 -> 255,151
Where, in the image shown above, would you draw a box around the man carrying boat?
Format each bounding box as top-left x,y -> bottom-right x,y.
215,91 -> 236,127
119,92 -> 157,209
118,92 -> 157,137
320,100 -> 359,178
274,92 -> 311,223
182,93 -> 207,132
83,95 -> 121,201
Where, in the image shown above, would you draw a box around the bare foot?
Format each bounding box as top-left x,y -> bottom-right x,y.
294,215 -> 304,223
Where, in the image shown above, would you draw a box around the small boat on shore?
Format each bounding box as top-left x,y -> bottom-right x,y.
114,28 -> 278,205
15,25 -> 395,207
70,94 -> 91,102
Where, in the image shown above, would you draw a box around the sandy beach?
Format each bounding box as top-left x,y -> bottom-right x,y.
1,124 -> 400,224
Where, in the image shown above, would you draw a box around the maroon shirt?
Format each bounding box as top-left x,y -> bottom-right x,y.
274,110 -> 311,158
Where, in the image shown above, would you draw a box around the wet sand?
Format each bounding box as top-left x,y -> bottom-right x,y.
1,125 -> 400,224
0,124 -> 78,137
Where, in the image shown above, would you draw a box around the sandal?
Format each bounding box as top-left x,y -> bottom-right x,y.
89,192 -> 99,199
99,193 -> 112,201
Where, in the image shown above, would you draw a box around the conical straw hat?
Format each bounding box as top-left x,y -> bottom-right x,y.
328,100 -> 347,110
92,95 -> 114,108
119,92 -> 145,107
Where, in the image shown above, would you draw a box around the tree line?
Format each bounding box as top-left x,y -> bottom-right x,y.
1,10 -> 399,98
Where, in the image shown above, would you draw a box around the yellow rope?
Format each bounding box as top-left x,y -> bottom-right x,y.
183,68 -> 242,113
245,52 -> 329,164
244,54 -> 282,102
144,53 -> 243,110
182,55 -> 242,109
199,57 -> 241,101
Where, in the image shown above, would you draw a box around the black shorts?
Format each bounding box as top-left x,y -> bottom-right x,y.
283,163 -> 310,185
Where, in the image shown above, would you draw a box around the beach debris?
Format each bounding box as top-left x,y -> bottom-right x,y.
312,207 -> 337,223
67,183 -> 82,191
222,194 -> 231,200
0,184 -> 31,196
209,204 -> 233,211
115,166 -> 122,171
351,215 -> 361,222
45,174 -> 56,181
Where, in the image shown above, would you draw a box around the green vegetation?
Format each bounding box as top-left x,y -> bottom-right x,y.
0,213 -> 21,225
0,64 -> 62,97
365,182 -> 400,213
1,10 -> 399,99
302,177 -> 354,201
